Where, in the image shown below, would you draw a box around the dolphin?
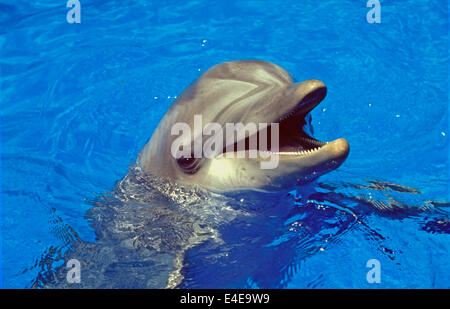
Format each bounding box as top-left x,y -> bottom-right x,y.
33,60 -> 351,289
138,60 -> 349,192
34,61 -> 444,289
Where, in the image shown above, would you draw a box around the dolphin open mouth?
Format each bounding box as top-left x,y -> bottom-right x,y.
275,86 -> 327,155
225,84 -> 332,156
219,78 -> 349,168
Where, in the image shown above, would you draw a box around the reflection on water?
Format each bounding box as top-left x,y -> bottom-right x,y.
30,167 -> 449,288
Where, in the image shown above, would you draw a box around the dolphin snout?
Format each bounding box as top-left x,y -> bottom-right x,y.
327,138 -> 350,161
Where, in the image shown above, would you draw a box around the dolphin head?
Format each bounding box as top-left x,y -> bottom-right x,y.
138,60 -> 349,192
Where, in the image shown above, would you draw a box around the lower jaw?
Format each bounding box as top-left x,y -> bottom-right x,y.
222,133 -> 345,159
259,137 -> 349,159
261,137 -> 328,156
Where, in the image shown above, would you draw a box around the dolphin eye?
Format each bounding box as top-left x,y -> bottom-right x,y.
178,157 -> 195,167
176,156 -> 201,174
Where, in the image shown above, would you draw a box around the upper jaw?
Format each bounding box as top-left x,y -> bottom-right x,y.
277,79 -> 327,123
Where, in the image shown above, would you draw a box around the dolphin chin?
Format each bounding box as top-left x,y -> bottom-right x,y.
138,60 -> 349,192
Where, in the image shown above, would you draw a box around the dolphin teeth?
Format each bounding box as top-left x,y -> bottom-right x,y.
275,146 -> 325,156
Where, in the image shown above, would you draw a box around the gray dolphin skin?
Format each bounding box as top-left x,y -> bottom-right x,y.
138,60 -> 349,192
33,60 -> 351,289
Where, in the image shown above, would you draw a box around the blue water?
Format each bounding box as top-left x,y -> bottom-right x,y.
1,0 -> 449,288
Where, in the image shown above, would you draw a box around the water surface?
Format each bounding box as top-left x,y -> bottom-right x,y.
0,0 -> 448,288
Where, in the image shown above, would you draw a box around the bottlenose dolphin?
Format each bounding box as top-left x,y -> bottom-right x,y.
138,60 -> 349,192
32,61 -> 445,288
34,60 -> 351,289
